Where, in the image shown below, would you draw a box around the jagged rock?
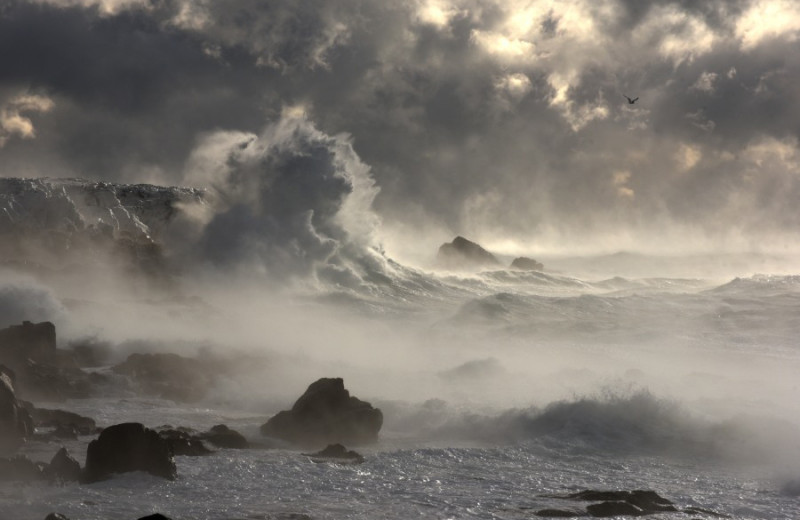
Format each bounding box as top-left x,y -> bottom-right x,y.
0,455 -> 46,481
510,256 -> 544,271
83,422 -> 177,483
44,514 -> 72,520
303,443 -> 364,464
200,424 -> 248,449
436,236 -> 500,270
46,447 -> 82,482
0,366 -> 33,454
260,378 -> 383,448
112,352 -> 215,402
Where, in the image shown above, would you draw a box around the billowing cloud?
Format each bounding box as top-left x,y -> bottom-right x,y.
0,93 -> 54,147
0,0 -> 798,257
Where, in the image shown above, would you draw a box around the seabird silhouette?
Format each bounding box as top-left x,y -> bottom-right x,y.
624,94 -> 639,104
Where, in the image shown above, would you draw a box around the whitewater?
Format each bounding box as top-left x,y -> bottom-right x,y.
2,264 -> 800,519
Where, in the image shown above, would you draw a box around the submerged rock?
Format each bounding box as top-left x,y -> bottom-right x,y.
303,443 -> 365,464
260,378 -> 382,448
83,422 -> 176,483
436,236 -> 500,270
538,489 -> 681,518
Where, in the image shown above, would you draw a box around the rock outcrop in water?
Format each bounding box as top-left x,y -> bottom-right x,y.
260,378 -> 383,448
303,443 -> 365,464
437,236 -> 500,270
533,489 -> 727,518
83,422 -> 177,482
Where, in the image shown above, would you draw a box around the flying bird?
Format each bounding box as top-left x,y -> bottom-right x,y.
624,94 -> 639,104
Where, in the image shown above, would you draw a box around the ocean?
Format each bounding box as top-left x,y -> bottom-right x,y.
2,258 -> 799,520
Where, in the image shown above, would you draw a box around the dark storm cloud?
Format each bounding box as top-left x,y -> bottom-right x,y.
1,0 -> 799,254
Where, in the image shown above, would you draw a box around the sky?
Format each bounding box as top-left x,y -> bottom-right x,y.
1,0 -> 799,260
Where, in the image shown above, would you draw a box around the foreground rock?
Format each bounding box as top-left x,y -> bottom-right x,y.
0,365 -> 34,454
83,422 -> 176,483
260,378 -> 383,448
436,236 -> 500,270
303,443 -> 365,464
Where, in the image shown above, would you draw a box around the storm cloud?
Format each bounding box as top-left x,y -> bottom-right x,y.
1,0 -> 799,259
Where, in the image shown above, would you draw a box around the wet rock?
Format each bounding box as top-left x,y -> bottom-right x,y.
0,365 -> 34,454
83,422 -> 176,483
46,447 -> 82,482
158,427 -> 213,456
24,404 -> 98,436
510,256 -> 544,271
541,489 -> 681,517
260,378 -> 382,448
200,424 -> 248,449
137,515 -> 174,520
436,236 -> 500,270
303,443 -> 365,464
44,514 -> 72,520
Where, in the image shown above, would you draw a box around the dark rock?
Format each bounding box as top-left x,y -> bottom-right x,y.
548,489 -> 679,517
44,514 -> 72,520
82,422 -> 177,483
137,515 -> 174,520
436,236 -> 500,270
158,428 -> 213,456
24,404 -> 98,436
112,352 -> 214,402
0,366 -> 34,454
260,378 -> 382,448
510,256 -> 544,271
0,455 -> 46,481
0,321 -> 56,365
200,424 -> 249,449
46,447 -> 82,482
303,443 -> 365,464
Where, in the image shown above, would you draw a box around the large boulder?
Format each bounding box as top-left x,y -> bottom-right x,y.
0,366 -> 34,454
537,489 -> 680,517
83,422 -> 177,483
260,378 -> 382,448
436,236 -> 500,271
